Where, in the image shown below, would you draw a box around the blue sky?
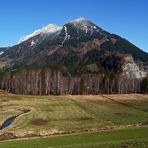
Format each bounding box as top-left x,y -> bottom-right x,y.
0,0 -> 148,52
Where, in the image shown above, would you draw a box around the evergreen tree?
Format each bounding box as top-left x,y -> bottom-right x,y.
141,77 -> 148,93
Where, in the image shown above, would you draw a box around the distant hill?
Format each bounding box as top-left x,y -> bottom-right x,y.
0,17 -> 147,95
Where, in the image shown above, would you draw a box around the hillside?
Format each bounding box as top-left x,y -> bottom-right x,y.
0,18 -> 147,95
0,93 -> 148,140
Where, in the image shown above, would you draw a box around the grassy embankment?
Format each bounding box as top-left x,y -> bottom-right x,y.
0,92 -> 148,147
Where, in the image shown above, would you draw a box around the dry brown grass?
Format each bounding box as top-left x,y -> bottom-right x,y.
0,93 -> 148,139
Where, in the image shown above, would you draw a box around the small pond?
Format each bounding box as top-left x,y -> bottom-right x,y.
0,117 -> 16,130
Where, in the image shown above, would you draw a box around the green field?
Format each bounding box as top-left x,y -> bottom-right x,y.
0,127 -> 148,148
0,92 -> 148,147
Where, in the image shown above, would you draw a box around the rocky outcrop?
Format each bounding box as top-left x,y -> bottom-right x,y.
122,55 -> 147,79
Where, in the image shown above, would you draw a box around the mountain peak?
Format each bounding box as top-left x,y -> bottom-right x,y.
70,17 -> 88,23
18,24 -> 62,44
66,17 -> 98,31
69,17 -> 92,25
41,24 -> 62,34
0,18 -> 148,96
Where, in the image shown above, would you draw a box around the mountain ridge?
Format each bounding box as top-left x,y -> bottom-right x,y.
0,17 -> 147,95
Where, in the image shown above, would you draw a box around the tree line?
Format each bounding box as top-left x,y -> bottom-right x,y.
0,68 -> 147,95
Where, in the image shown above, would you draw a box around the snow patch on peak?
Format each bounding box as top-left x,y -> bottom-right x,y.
31,40 -> 35,47
68,17 -> 98,36
62,26 -> 70,44
18,30 -> 40,44
0,51 -> 4,55
18,24 -> 62,44
69,17 -> 90,26
71,17 -> 87,23
41,24 -> 62,34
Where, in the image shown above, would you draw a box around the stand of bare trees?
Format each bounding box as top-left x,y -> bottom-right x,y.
0,68 -> 145,95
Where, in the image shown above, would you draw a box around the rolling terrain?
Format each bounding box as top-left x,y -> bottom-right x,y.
0,92 -> 148,147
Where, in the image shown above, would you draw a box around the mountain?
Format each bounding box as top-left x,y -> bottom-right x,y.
0,17 -> 147,95
18,24 -> 62,44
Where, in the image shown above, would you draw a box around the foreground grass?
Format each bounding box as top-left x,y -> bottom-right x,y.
0,126 -> 148,148
0,93 -> 148,137
0,92 -> 148,147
